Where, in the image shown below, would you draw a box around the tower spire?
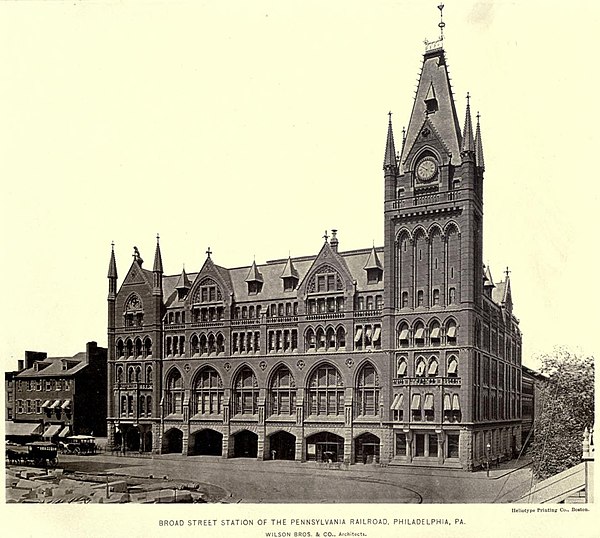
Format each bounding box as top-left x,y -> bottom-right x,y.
383,112 -> 398,172
153,233 -> 163,273
461,92 -> 475,157
107,241 -> 118,279
475,112 -> 485,170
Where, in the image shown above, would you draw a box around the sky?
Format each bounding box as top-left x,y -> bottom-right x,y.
1,0 -> 598,370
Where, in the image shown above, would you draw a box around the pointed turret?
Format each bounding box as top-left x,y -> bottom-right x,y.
364,244 -> 383,284
107,242 -> 118,299
383,112 -> 398,172
245,260 -> 264,283
107,242 -> 118,280
281,256 -> 299,280
152,235 -> 163,294
484,265 -> 495,288
364,245 -> 383,271
281,255 -> 299,292
461,93 -> 475,158
176,266 -> 191,290
153,234 -> 163,273
475,112 -> 485,170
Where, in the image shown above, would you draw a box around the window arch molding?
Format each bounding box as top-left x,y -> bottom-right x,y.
305,361 -> 345,417
354,360 -> 380,417
267,364 -> 297,416
191,366 -> 224,415
231,364 -> 259,415
410,146 -> 443,173
165,367 -> 184,415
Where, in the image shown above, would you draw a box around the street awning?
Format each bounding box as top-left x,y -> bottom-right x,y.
411,394 -> 421,410
428,360 -> 438,376
49,400 -> 61,409
447,325 -> 457,338
373,327 -> 381,341
61,400 -> 71,409
448,359 -> 458,375
452,394 -> 461,411
365,327 -> 373,338
416,361 -> 425,376
390,393 -> 404,411
42,424 -> 61,438
5,421 -> 42,436
430,327 -> 440,339
397,360 -> 407,376
424,394 -> 434,411
398,329 -> 409,341
414,328 -> 424,339
443,394 -> 452,411
58,426 -> 71,438
41,400 -> 52,408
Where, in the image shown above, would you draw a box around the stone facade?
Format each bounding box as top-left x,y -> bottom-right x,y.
106,37 -> 522,471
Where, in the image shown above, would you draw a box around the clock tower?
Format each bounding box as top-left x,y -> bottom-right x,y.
382,26 -> 488,467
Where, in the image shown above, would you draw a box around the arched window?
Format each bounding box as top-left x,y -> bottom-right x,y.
397,322 -> 409,347
116,366 -> 123,384
414,321 -> 425,345
427,357 -> 439,376
127,366 -> 135,383
165,369 -> 184,415
146,365 -> 153,384
208,334 -> 216,354
336,326 -> 346,349
165,336 -> 172,356
135,366 -> 142,382
139,395 -> 146,416
193,367 -> 223,415
446,319 -> 458,344
326,327 -> 336,350
191,334 -> 200,355
199,334 -> 208,354
126,339 -> 134,357
146,395 -> 152,416
355,363 -> 379,416
233,367 -> 258,415
135,338 -> 143,358
396,357 -> 407,377
269,366 -> 296,416
144,337 -> 152,357
415,357 -> 426,377
448,355 -> 459,376
116,339 -> 124,358
306,328 -> 316,351
120,395 -> 127,416
307,364 -> 344,416
316,328 -> 326,350
429,320 -> 441,344
216,333 -> 225,354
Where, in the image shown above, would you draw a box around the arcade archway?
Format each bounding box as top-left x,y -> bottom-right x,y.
189,429 -> 223,456
232,430 -> 258,458
268,431 -> 296,460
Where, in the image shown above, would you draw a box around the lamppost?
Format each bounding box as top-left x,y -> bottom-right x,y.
486,442 -> 491,478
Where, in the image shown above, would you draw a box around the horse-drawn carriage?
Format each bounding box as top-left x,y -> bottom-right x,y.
59,435 -> 97,455
6,442 -> 59,467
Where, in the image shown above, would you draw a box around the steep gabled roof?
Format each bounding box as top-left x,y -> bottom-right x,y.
400,47 -> 462,169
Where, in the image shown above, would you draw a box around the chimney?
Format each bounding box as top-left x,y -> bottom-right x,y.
17,359 -> 24,371
330,229 -> 339,252
24,351 -> 47,370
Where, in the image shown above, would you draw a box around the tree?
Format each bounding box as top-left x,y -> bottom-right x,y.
529,348 -> 594,480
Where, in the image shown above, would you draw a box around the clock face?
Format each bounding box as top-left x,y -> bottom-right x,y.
416,158 -> 438,182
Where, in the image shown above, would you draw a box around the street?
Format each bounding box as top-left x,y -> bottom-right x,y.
52,452 -> 533,504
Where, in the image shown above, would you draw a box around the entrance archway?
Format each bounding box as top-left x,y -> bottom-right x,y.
126,426 -> 140,452
163,428 -> 183,454
269,431 -> 296,460
190,429 -> 223,456
232,430 -> 258,458
306,432 -> 344,462
355,432 -> 380,464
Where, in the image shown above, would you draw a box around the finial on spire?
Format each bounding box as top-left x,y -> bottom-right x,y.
111,241 -> 114,250
206,247 -> 212,259
505,266 -> 511,278
438,3 -> 445,40
323,230 -> 329,242
466,92 -> 470,106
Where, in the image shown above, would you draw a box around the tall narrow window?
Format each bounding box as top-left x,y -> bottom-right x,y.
355,363 -> 379,416
166,369 -> 183,415
270,367 -> 296,416
308,364 -> 344,416
234,367 -> 259,415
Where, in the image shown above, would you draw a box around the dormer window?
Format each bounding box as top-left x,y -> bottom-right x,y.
283,277 -> 297,292
248,281 -> 261,295
245,261 -> 263,296
425,83 -> 438,113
